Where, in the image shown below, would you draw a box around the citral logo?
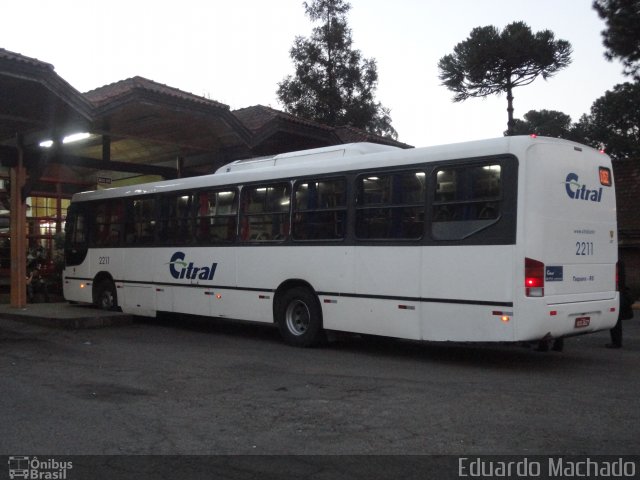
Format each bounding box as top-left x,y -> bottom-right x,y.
565,173 -> 602,202
168,251 -> 217,280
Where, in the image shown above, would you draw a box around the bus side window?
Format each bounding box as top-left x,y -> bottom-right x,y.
109,201 -> 124,245
293,178 -> 347,241
90,200 -> 123,247
432,163 -> 502,240
65,202 -> 90,266
355,170 -> 425,240
196,189 -> 238,244
240,183 -> 290,242
125,198 -> 156,245
158,193 -> 195,245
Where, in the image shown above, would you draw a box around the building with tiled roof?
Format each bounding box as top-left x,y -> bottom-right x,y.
232,105 -> 409,156
0,47 -> 412,300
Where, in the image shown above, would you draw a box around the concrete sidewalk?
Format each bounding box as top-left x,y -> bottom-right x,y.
0,302 -> 134,329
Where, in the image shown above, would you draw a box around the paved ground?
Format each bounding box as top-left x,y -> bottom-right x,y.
0,305 -> 638,460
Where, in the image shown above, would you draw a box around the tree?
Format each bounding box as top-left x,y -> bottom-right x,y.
509,109 -> 573,138
277,0 -> 397,139
573,82 -> 640,160
593,0 -> 640,81
438,21 -> 572,135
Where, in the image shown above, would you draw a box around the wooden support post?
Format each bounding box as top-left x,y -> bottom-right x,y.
10,136 -> 27,307
102,134 -> 111,163
176,156 -> 184,179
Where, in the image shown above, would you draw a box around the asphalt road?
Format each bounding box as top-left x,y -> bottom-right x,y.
1,310 -> 638,461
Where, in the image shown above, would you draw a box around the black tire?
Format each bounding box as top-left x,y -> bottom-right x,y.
276,287 -> 325,347
95,279 -> 117,311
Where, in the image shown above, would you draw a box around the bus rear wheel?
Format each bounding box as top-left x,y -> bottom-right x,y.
276,287 -> 324,347
95,279 -> 117,311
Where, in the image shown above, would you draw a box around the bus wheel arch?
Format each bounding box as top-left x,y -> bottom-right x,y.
274,280 -> 325,347
93,272 -> 118,311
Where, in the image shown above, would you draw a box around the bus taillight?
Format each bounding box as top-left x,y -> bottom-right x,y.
525,257 -> 544,297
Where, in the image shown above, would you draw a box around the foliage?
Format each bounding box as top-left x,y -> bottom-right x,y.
277,0 -> 397,139
509,109 -> 573,138
438,21 -> 572,135
509,83 -> 639,160
573,82 -> 640,160
593,0 -> 640,81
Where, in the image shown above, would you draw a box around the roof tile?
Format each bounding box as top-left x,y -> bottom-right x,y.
0,47 -> 53,70
84,76 -> 228,110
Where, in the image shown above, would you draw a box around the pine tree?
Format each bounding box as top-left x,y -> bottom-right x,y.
438,21 -> 572,136
277,0 -> 397,139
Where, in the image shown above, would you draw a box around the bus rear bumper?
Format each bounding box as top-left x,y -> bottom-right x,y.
517,295 -> 619,341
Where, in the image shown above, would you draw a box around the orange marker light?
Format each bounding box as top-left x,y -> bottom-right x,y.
599,167 -> 612,186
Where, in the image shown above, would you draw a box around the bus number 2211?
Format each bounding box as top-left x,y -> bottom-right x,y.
576,242 -> 593,256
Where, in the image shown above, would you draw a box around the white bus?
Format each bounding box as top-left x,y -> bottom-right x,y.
63,136 -> 619,347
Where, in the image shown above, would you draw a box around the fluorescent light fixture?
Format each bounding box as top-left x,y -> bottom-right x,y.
39,132 -> 91,148
62,132 -> 90,144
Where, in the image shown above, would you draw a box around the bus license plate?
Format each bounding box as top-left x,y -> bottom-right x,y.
575,316 -> 590,328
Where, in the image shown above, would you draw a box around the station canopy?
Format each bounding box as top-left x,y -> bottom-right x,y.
0,47 -> 410,194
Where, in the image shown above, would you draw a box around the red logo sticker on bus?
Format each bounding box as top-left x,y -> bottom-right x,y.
574,317 -> 590,328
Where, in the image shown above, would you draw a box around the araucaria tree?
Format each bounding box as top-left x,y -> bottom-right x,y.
277,0 -> 397,139
438,21 -> 573,135
593,0 -> 640,81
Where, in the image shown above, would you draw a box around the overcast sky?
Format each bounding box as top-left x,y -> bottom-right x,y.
0,0 -> 628,147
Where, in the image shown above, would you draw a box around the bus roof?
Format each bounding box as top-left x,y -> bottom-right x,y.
70,136 -> 605,202
216,142 -> 400,174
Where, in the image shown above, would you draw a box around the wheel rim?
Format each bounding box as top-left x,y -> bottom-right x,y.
100,289 -> 114,310
285,299 -> 310,336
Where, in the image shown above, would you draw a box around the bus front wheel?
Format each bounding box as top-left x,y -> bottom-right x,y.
95,279 -> 117,311
276,287 -> 324,347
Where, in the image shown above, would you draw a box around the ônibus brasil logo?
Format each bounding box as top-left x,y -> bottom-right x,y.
168,251 -> 217,280
565,173 -> 602,202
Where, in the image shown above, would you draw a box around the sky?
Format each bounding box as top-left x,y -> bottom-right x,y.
0,0 -> 629,148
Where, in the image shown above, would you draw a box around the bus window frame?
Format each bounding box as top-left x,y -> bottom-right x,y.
194,187 -> 239,245
354,168 -> 427,242
292,176 -> 348,242
427,154 -> 518,246
239,181 -> 292,243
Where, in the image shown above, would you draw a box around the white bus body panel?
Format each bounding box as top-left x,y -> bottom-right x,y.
515,142 -> 618,341
63,137 -> 618,344
419,246 -> 515,342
